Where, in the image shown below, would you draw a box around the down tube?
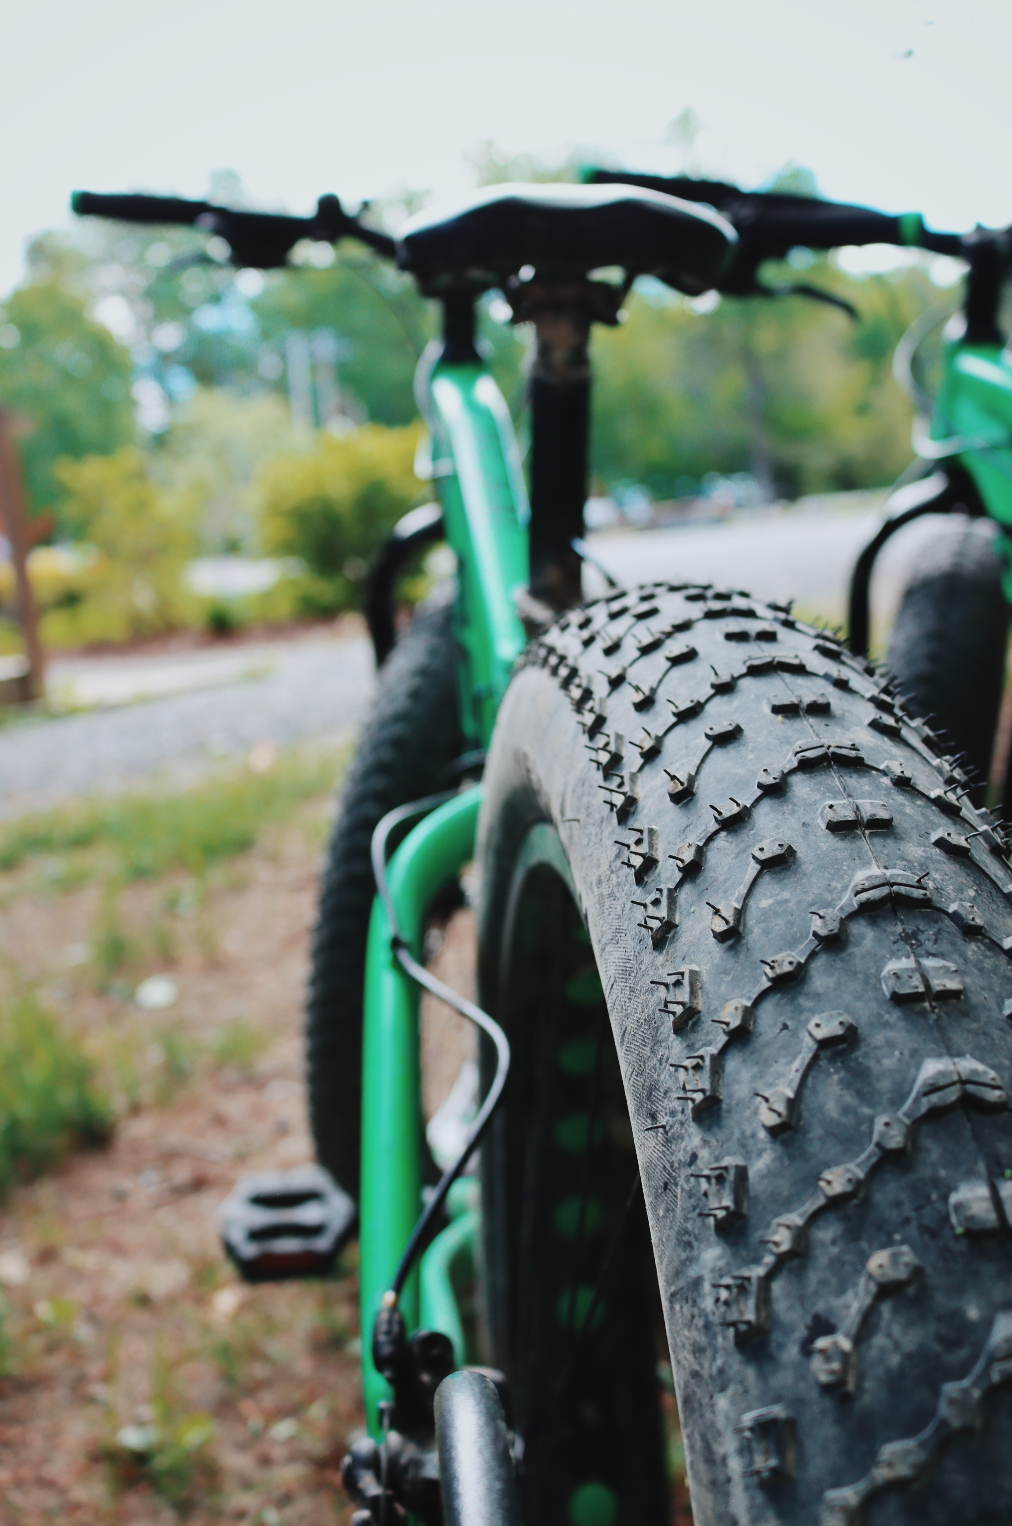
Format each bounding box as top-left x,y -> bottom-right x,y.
359,787 -> 483,1435
427,361 -> 528,747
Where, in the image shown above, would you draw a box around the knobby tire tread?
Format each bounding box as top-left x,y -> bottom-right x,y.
476,579 -> 1012,1526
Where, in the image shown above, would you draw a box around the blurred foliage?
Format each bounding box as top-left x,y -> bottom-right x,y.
0,990 -> 110,1192
0,159 -> 973,652
155,387 -> 301,554
106,1345 -> 218,1508
590,255 -> 937,499
468,140 -> 583,186
256,421 -> 423,613
251,253 -> 434,425
43,448 -> 196,644
0,270 -> 133,526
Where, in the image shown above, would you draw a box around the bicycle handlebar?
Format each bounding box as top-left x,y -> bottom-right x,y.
71,191 -> 211,226
74,175 -> 1006,317
585,170 -> 967,292
70,190 -> 396,268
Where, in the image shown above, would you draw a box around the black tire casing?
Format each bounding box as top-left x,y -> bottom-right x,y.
477,581 -> 1012,1526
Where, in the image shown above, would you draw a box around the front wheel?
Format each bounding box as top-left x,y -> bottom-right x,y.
884,519 -> 1009,802
477,580 -> 1012,1526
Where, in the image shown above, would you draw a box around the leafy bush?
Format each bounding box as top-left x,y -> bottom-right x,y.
31,448 -> 198,646
256,422 -> 423,612
0,992 -> 110,1190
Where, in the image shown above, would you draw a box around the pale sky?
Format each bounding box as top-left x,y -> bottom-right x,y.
3,0 -> 1010,298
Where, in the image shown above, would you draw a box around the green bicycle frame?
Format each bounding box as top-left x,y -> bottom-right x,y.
932,332 -> 1012,596
359,350 -> 529,1434
425,352 -> 530,747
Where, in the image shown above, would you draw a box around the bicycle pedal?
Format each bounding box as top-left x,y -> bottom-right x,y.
219,1164 -> 356,1282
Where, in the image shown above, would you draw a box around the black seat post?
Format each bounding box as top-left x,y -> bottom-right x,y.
524,290 -> 592,609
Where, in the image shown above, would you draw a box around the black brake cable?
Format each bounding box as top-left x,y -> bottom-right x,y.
370,790 -> 511,1307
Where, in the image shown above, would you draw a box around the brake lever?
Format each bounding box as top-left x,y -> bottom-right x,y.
762,281 -> 858,320
164,251 -> 222,274
718,266 -> 857,320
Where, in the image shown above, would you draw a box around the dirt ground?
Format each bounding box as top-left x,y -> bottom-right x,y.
0,772 -> 688,1523
0,792 -> 372,1525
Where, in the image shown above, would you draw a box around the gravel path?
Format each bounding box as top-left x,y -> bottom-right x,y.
0,633 -> 375,818
586,493 -> 936,624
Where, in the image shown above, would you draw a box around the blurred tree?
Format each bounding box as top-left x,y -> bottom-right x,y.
156,388 -> 302,554
251,251 -> 434,426
467,140 -> 583,186
591,253 -> 944,500
0,269 -> 133,526
3,155 -> 965,542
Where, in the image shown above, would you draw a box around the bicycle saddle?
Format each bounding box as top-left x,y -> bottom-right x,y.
396,182 -> 736,297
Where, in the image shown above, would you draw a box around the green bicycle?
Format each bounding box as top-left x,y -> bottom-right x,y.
75,177 -> 1012,1526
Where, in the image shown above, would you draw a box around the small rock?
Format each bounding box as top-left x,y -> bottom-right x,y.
268,1416 -> 298,1441
116,1424 -> 159,1455
0,1251 -> 29,1287
211,1285 -> 245,1322
135,975 -> 178,1010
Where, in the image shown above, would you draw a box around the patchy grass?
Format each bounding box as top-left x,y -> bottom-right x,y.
104,1345 -> 219,1511
0,745 -> 347,1192
0,990 -> 111,1191
0,746 -> 343,882
0,771 -> 365,1523
210,1015 -> 269,1074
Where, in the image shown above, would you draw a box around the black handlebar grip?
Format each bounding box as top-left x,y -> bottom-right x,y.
585,170 -> 965,260
70,191 -> 212,226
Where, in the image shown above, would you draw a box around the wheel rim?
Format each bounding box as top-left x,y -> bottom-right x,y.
480,825 -> 672,1526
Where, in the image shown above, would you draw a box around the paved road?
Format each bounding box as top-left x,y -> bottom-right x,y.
586,493 -> 946,625
0,495 -> 953,818
0,633 -> 374,818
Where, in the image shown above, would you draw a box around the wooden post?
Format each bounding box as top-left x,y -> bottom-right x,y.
0,407 -> 44,701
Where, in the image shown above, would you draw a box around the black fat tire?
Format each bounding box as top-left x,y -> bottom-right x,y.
884,519 -> 1009,798
476,580 -> 1012,1526
306,591 -> 462,1192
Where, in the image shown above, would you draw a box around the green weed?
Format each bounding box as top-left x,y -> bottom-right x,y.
149,907 -> 177,965
90,880 -> 134,987
0,991 -> 111,1190
314,1289 -> 354,1351
154,1027 -> 196,1104
209,1016 -> 266,1074
0,1290 -> 13,1377
206,1310 -> 267,1390
34,1295 -> 79,1329
106,1345 -> 218,1509
0,747 -> 343,881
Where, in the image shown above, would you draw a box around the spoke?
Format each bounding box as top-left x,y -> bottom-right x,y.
563,1003 -> 608,1338
531,1168 -> 643,1526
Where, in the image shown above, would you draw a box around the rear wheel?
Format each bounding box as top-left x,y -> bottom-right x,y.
884,519 -> 1009,801
306,590 -> 463,1193
477,578 -> 1012,1526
